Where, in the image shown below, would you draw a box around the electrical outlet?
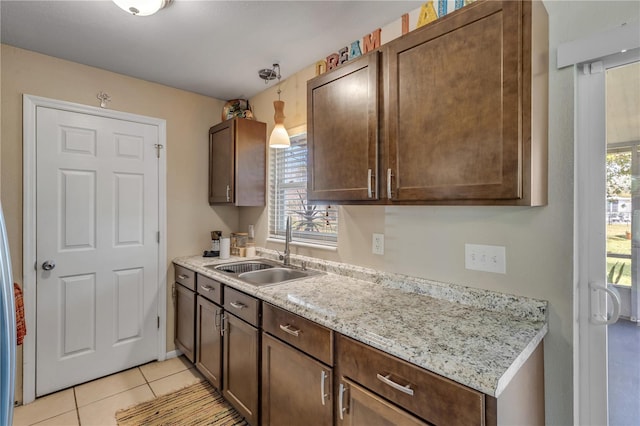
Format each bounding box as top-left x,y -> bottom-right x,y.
372,233 -> 385,255
465,244 -> 506,274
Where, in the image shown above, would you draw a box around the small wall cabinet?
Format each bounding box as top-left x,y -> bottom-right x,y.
307,0 -> 548,206
209,118 -> 266,206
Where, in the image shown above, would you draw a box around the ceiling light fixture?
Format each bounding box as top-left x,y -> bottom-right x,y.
113,0 -> 171,16
259,64 -> 290,149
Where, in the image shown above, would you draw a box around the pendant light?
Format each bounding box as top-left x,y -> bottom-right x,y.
259,64 -> 290,149
113,0 -> 171,16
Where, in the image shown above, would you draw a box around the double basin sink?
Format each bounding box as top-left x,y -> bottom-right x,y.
206,258 -> 322,287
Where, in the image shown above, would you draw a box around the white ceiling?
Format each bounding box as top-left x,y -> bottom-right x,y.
1,0 -> 422,100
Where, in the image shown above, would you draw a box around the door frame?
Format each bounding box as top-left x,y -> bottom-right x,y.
564,23 -> 640,425
21,94 -> 168,404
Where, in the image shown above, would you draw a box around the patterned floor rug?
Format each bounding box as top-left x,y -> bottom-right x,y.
115,381 -> 247,426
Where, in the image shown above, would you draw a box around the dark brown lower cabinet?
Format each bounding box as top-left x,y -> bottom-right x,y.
223,312 -> 259,426
174,282 -> 195,363
195,295 -> 222,390
337,378 -> 428,426
261,333 -> 333,426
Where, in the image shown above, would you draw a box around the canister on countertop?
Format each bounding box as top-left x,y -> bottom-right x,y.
230,233 -> 238,256
235,232 -> 248,256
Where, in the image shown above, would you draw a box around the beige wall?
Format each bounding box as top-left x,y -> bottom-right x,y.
0,44 -> 236,403
242,2 -> 640,425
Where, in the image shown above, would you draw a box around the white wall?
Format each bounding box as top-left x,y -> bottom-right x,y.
243,2 -> 640,425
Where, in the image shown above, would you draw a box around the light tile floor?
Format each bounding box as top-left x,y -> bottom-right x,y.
13,356 -> 203,426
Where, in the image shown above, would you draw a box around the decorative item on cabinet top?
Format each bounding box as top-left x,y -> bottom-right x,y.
222,99 -> 254,121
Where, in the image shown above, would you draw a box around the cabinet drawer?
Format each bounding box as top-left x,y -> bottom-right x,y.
263,303 -> 333,365
197,274 -> 222,304
337,335 -> 485,426
174,265 -> 196,291
224,287 -> 260,326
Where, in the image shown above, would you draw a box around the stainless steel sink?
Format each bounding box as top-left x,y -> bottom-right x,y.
210,259 -> 278,274
207,259 -> 322,286
238,268 -> 316,285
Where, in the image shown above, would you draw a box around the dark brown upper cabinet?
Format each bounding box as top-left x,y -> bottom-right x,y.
307,0 -> 548,206
209,118 -> 266,206
307,52 -> 380,202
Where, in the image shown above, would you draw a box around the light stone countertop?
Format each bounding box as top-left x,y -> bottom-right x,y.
173,249 -> 547,398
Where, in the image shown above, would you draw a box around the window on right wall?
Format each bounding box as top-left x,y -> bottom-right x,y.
268,132 -> 338,246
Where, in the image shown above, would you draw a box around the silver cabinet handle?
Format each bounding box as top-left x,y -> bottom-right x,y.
376,373 -> 414,396
42,260 -> 56,271
387,168 -> 393,199
367,169 -> 373,198
200,285 -> 213,292
279,324 -> 301,337
214,309 -> 221,330
229,301 -> 246,309
177,274 -> 189,280
226,184 -> 231,202
338,382 -> 348,420
220,313 -> 226,336
320,370 -> 329,406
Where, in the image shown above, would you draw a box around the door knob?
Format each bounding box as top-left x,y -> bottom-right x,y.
42,260 -> 56,271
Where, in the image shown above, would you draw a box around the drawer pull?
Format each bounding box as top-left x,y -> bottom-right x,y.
177,274 -> 189,280
229,301 -> 246,309
320,370 -> 329,406
279,324 -> 301,337
376,373 -> 415,396
200,285 -> 213,292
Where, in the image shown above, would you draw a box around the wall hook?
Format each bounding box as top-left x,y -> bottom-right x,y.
97,91 -> 111,108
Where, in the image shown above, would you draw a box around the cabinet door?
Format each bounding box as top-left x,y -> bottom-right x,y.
209,120 -> 235,204
235,119 -> 266,206
223,313 -> 259,426
307,52 -> 380,202
174,283 -> 195,363
386,1 -> 522,202
195,296 -> 222,390
262,333 -> 332,426
338,378 -> 428,426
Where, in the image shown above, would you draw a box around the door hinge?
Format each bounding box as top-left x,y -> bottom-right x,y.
154,144 -> 164,158
157,231 -> 160,243
157,316 -> 160,329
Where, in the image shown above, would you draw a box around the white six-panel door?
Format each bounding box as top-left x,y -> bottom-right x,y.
35,106 -> 159,396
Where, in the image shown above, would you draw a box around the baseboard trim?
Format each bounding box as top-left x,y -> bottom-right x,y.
165,350 -> 182,360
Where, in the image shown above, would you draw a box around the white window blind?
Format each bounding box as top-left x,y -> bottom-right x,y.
269,133 -> 338,246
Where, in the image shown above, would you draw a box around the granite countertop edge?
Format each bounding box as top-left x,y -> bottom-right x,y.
173,252 -> 548,398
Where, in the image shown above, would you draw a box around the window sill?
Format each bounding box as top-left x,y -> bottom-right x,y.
266,237 -> 338,252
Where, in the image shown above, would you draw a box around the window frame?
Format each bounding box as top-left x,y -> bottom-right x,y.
268,132 -> 338,247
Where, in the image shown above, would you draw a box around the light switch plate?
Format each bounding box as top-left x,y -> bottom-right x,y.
465,244 -> 506,274
372,233 -> 384,255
